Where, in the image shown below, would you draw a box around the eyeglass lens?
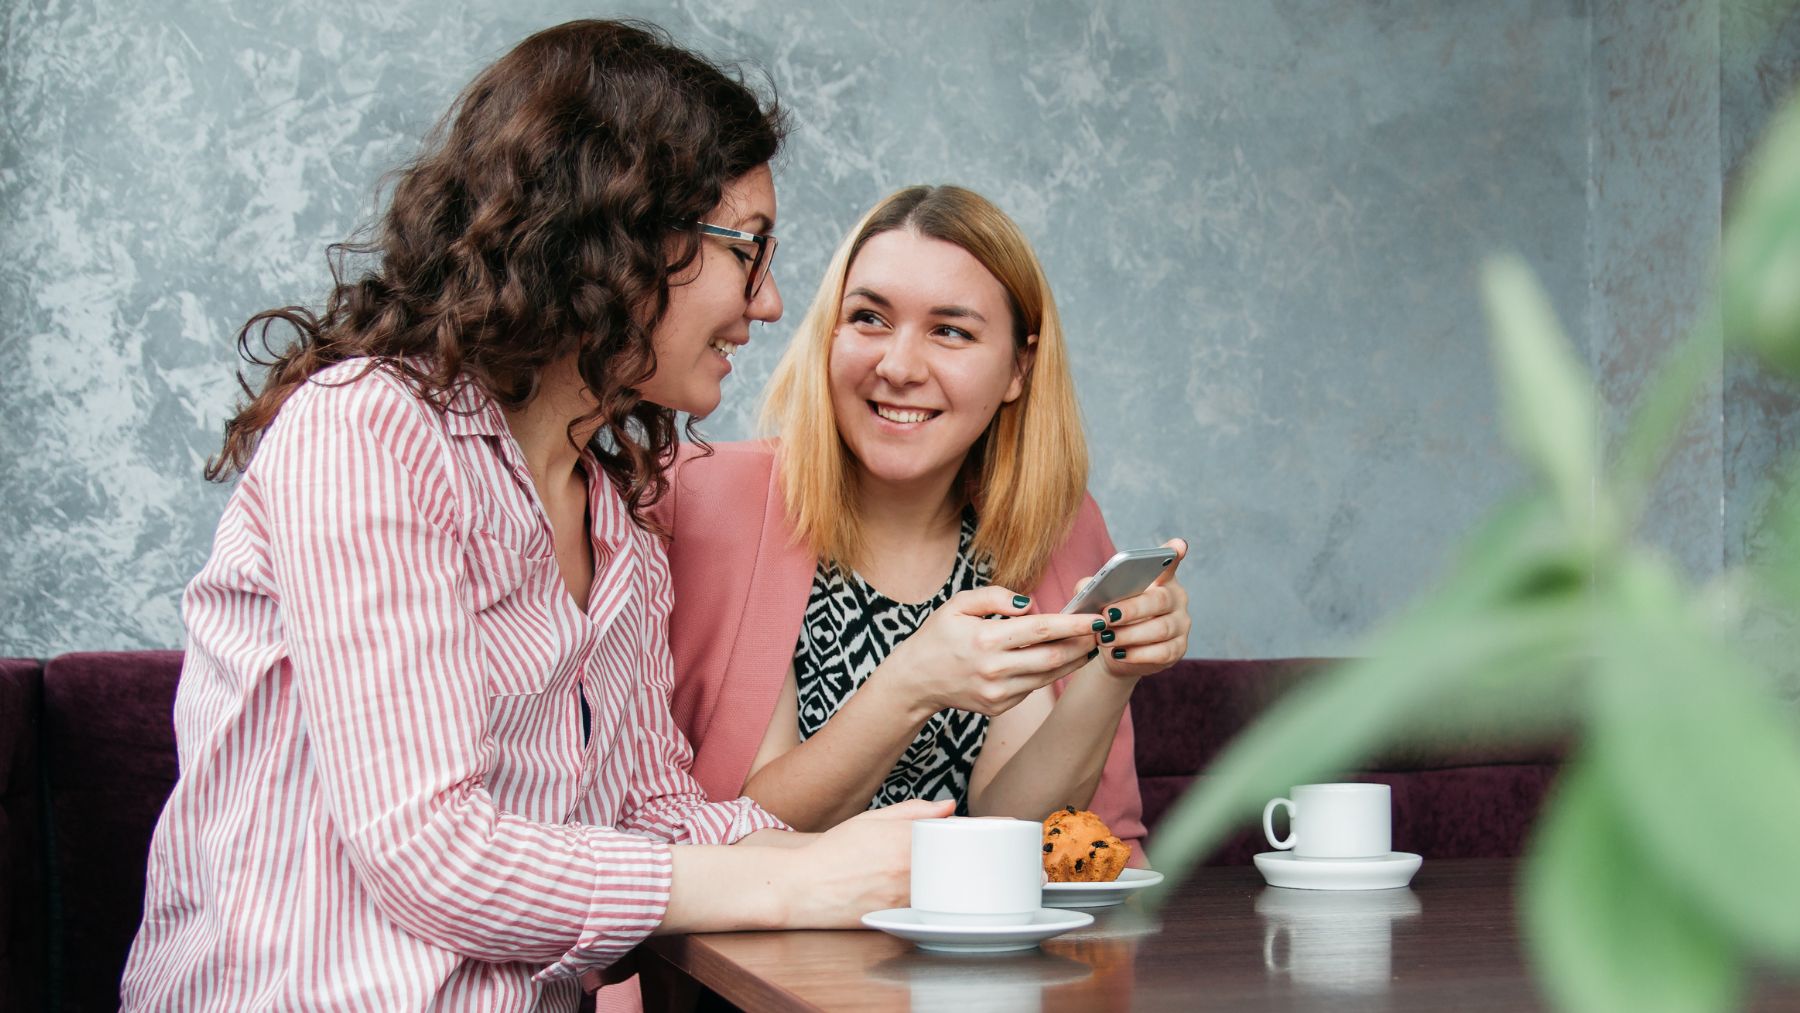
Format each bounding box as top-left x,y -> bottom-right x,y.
747,235 -> 777,299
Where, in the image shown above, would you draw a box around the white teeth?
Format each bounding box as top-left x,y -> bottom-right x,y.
875,405 -> 934,424
709,338 -> 736,359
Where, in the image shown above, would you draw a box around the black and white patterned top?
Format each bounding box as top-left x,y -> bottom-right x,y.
793,511 -> 990,814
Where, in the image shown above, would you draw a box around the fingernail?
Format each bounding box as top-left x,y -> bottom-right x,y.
1111,647 -> 1127,660
1086,648 -> 1099,661
1108,607 -> 1122,622
1100,630 -> 1116,644
1091,619 -> 1106,632
1013,594 -> 1031,608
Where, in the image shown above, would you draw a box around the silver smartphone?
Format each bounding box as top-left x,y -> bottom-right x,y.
1059,546 -> 1179,614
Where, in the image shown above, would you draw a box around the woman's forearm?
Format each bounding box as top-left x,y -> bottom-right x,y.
968,659 -> 1137,819
660,844 -> 790,933
733,828 -> 812,848
742,673 -> 936,831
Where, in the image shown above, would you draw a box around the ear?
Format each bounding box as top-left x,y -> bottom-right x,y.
1004,333 -> 1038,404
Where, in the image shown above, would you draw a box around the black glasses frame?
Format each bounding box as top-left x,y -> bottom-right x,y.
682,221 -> 778,299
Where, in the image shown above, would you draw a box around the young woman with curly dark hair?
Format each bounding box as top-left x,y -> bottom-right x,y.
121,21 -> 947,1012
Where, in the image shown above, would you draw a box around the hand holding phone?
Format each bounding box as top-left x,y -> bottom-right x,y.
1061,546 -> 1180,615
1071,539 -> 1191,678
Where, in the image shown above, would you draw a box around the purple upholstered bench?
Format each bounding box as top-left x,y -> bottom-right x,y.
1130,658 -> 1564,865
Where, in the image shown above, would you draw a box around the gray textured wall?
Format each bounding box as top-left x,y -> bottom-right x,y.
3,1 -> 1797,660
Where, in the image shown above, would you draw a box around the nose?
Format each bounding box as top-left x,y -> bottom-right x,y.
873,329 -> 929,387
748,271 -> 783,323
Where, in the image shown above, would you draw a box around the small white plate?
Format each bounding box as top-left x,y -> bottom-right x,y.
1252,851 -> 1422,891
1042,867 -> 1165,909
861,908 -> 1095,953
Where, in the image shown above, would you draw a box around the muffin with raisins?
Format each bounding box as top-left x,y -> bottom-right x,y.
1042,806 -> 1130,882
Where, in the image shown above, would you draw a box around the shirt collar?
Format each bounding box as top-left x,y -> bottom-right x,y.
433,369 -> 643,553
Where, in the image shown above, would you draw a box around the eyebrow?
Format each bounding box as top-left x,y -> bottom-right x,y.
930,304 -> 988,324
844,287 -> 988,324
845,287 -> 892,309
736,212 -> 774,233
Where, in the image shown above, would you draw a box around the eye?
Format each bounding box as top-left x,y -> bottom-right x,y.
728,246 -> 755,266
934,325 -> 975,342
848,308 -> 888,328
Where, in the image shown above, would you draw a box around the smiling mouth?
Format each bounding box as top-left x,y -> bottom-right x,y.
709,338 -> 739,360
870,402 -> 940,424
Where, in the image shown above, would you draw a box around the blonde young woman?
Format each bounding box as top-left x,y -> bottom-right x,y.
653,186 -> 1190,851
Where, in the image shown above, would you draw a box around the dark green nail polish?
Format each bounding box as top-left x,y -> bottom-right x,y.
1086,648 -> 1099,662
1100,630 -> 1116,644
1112,647 -> 1127,660
1108,607 -> 1123,622
1013,594 -> 1031,608
1091,619 -> 1106,632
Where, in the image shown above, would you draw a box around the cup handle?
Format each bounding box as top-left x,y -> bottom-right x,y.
1263,797 -> 1296,850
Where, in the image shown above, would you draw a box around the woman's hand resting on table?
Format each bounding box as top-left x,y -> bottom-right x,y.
1092,538 -> 1191,679
780,798 -> 954,927
878,585 -> 1104,719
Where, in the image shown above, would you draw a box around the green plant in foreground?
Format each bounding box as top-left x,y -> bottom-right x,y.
1148,93 -> 1800,1011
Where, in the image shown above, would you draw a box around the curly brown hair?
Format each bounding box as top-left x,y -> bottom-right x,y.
208,19 -> 786,520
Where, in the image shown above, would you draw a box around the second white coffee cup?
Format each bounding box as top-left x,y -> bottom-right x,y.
1262,783 -> 1391,859
911,817 -> 1043,926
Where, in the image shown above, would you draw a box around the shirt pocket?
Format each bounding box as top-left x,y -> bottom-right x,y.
464,529 -> 574,697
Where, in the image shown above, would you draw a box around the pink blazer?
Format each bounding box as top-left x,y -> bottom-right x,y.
648,440 -> 1147,851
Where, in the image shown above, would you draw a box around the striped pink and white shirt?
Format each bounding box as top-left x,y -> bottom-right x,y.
122,360 -> 785,1011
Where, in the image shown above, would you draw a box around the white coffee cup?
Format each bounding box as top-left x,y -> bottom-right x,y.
910,817 -> 1043,926
1262,783 -> 1391,859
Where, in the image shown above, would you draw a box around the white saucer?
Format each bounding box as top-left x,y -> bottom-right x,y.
861,908 -> 1095,953
1255,884 -> 1422,920
1042,867 -> 1165,909
1253,851 -> 1421,891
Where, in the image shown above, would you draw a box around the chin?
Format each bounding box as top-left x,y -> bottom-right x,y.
676,387 -> 723,418
855,453 -> 947,488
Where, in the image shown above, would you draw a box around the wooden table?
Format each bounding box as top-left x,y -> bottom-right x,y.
640,860 -> 1800,1011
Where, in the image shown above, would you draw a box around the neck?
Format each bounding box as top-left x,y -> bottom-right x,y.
853,463 -> 966,552
502,356 -> 599,486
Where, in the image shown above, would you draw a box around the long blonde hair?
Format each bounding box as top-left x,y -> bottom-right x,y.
760,185 -> 1088,591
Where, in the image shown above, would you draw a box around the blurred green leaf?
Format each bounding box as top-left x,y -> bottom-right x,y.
1589,555 -> 1800,961
1481,256 -> 1606,540
1432,495 -> 1589,612
1525,757 -> 1742,1013
1149,490 -> 1592,894
1723,96 -> 1800,374
1612,327 -> 1713,530
1147,593 -> 1588,897
1151,79 -> 1800,1012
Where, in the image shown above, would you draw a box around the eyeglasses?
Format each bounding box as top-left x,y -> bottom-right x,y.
681,221 -> 778,300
